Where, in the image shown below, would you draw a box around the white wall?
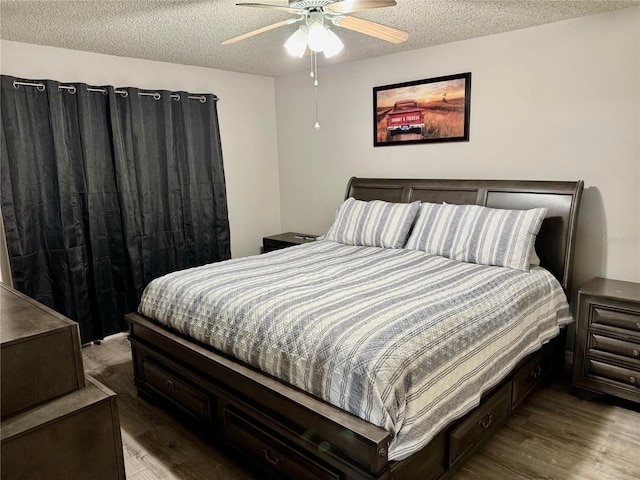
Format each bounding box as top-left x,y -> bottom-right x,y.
0,40 -> 281,259
2,7 -> 638,287
275,7 -> 640,291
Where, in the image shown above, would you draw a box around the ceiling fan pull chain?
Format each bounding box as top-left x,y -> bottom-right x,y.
313,51 -> 320,130
314,85 -> 320,130
310,51 -> 314,78
314,50 -> 318,87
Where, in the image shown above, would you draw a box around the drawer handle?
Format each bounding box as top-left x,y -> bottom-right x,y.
636,322 -> 640,330
531,366 -> 543,380
630,376 -> 637,385
165,380 -> 178,394
634,349 -> 639,358
479,412 -> 492,429
263,447 -> 282,466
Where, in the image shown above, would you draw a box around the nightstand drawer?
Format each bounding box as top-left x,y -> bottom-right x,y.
591,305 -> 640,333
587,359 -> 639,388
589,334 -> 640,362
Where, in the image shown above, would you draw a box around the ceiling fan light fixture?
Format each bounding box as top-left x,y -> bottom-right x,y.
322,28 -> 344,58
307,19 -> 329,52
226,1 -> 407,130
284,26 -> 308,57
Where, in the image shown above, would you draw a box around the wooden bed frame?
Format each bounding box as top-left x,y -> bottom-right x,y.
127,178 -> 583,480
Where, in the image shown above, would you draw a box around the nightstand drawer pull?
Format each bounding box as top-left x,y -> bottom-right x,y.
263,447 -> 283,465
630,376 -> 637,385
634,349 -> 639,357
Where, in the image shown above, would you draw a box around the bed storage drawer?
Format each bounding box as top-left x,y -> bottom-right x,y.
449,382 -> 511,465
224,407 -> 341,480
141,357 -> 213,424
512,345 -> 553,408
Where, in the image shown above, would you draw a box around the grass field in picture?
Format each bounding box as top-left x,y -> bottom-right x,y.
376,98 -> 465,143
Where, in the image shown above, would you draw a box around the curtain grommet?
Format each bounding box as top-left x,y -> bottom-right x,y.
12,80 -> 46,91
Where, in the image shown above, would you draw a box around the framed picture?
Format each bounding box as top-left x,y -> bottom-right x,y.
373,72 -> 471,147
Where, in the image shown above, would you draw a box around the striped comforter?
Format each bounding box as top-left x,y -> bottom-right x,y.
139,240 -> 572,460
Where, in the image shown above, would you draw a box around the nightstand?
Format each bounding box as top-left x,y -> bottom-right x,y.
262,232 -> 318,253
572,277 -> 640,403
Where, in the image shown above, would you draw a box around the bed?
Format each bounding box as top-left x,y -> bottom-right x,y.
126,177 -> 583,480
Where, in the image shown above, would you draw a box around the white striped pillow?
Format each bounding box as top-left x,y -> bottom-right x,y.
404,202 -> 547,271
321,198 -> 421,248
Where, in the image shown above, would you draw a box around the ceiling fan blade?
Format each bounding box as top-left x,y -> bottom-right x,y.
221,19 -> 296,45
327,0 -> 397,14
334,15 -> 408,43
235,2 -> 305,14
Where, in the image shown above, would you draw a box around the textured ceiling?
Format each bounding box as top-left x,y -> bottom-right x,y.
1,0 -> 638,77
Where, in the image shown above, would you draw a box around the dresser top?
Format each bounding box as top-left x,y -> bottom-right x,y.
579,277 -> 640,303
0,284 -> 78,346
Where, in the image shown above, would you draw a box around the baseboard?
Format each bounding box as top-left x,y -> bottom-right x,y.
561,350 -> 574,379
565,350 -> 574,366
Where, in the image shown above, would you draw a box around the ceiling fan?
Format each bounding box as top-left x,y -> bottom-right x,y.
221,1 -> 408,58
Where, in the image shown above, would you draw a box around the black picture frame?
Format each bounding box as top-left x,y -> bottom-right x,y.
373,72 -> 471,147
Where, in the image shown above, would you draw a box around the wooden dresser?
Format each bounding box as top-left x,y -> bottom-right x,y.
0,284 -> 126,479
572,277 -> 640,403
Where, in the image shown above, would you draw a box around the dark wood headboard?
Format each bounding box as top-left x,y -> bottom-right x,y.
345,178 -> 584,293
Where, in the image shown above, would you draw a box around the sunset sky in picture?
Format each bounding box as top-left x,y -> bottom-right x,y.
377,78 -> 466,108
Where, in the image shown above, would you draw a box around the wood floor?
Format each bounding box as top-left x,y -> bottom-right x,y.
82,334 -> 640,480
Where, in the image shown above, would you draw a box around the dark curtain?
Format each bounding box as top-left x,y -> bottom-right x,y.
109,88 -> 230,303
0,76 -> 231,343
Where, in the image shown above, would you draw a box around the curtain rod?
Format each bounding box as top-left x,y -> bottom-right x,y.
12,80 -> 213,103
